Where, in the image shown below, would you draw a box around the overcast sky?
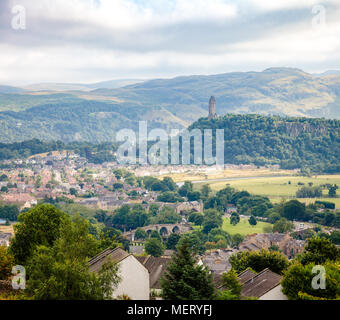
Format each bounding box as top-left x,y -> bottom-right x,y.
1,0 -> 340,85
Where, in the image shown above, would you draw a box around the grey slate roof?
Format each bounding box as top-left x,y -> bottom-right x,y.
136,256 -> 172,289
237,269 -> 257,285
88,247 -> 130,273
241,268 -> 282,298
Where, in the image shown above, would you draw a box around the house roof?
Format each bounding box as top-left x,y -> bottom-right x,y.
241,268 -> 282,298
88,247 -> 130,273
240,243 -> 261,251
136,256 -> 172,289
0,233 -> 12,240
237,269 -> 257,284
213,268 -> 257,290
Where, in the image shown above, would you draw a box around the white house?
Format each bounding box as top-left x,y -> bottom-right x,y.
238,268 -> 288,300
89,247 -> 150,300
0,233 -> 12,247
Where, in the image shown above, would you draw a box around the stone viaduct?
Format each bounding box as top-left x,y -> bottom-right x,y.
123,223 -> 193,241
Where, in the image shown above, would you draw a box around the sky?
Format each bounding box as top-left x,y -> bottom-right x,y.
0,0 -> 340,85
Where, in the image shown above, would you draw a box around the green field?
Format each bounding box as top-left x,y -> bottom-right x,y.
195,175 -> 340,208
222,217 -> 271,236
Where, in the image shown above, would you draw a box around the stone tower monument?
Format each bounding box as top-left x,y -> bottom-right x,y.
208,96 -> 217,120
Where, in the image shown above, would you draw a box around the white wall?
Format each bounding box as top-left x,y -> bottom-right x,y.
259,285 -> 288,300
0,239 -> 9,247
114,255 -> 150,300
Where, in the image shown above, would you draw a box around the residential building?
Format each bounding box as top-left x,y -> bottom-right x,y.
240,268 -> 288,300
136,255 -> 172,296
239,233 -> 306,259
89,247 -> 150,300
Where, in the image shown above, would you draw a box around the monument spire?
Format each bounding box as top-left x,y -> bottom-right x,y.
208,96 -> 217,120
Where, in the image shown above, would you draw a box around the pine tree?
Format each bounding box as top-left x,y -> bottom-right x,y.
160,239 -> 216,300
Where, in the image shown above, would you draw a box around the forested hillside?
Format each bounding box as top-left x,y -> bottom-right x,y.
1,68 -> 340,143
0,139 -> 117,164
189,114 -> 340,174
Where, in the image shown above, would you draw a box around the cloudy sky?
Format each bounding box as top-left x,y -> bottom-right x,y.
1,0 -> 340,85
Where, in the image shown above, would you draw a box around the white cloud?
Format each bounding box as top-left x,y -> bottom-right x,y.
1,0 -> 340,85
248,0 -> 329,12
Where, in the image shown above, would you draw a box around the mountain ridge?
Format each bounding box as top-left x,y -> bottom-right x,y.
0,67 -> 340,143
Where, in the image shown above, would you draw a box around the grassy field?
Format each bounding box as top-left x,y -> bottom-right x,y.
222,217 -> 271,236
194,175 -> 340,208
160,167 -> 296,182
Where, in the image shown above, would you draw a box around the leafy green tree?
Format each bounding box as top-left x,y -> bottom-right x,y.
329,230 -> 340,245
113,183 -> 123,190
299,237 -> 340,265
178,181 -> 193,197
208,228 -> 231,245
26,217 -> 120,300
281,261 -> 340,300
177,232 -> 206,255
112,205 -> 149,231
152,206 -> 182,224
248,215 -> 257,226
166,233 -> 181,250
187,191 -> 201,201
273,218 -> 294,233
230,212 -> 240,226
0,186 -> 8,193
125,176 -> 136,186
69,188 -> 78,196
145,238 -> 165,257
151,181 -> 169,192
229,249 -> 289,275
0,204 -> 19,221
218,269 -> 242,300
296,186 -> 322,198
135,228 -> 148,240
200,184 -> 212,199
231,234 -> 244,247
9,204 -> 67,265
113,169 -> 124,180
268,212 -> 281,224
157,191 -> 184,203
162,177 -> 178,191
188,212 -> 204,226
160,239 -> 216,300
202,209 -> 223,234
150,230 -> 162,241
148,203 -> 160,216
251,203 -> 268,217
328,186 -> 337,197
0,174 -> 8,181
0,246 -> 14,280
282,200 -> 306,221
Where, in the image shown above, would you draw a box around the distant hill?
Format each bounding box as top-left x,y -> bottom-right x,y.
189,114 -> 340,174
0,85 -> 25,94
313,70 -> 340,77
23,79 -> 145,92
93,67 -> 340,120
1,67 -> 340,143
